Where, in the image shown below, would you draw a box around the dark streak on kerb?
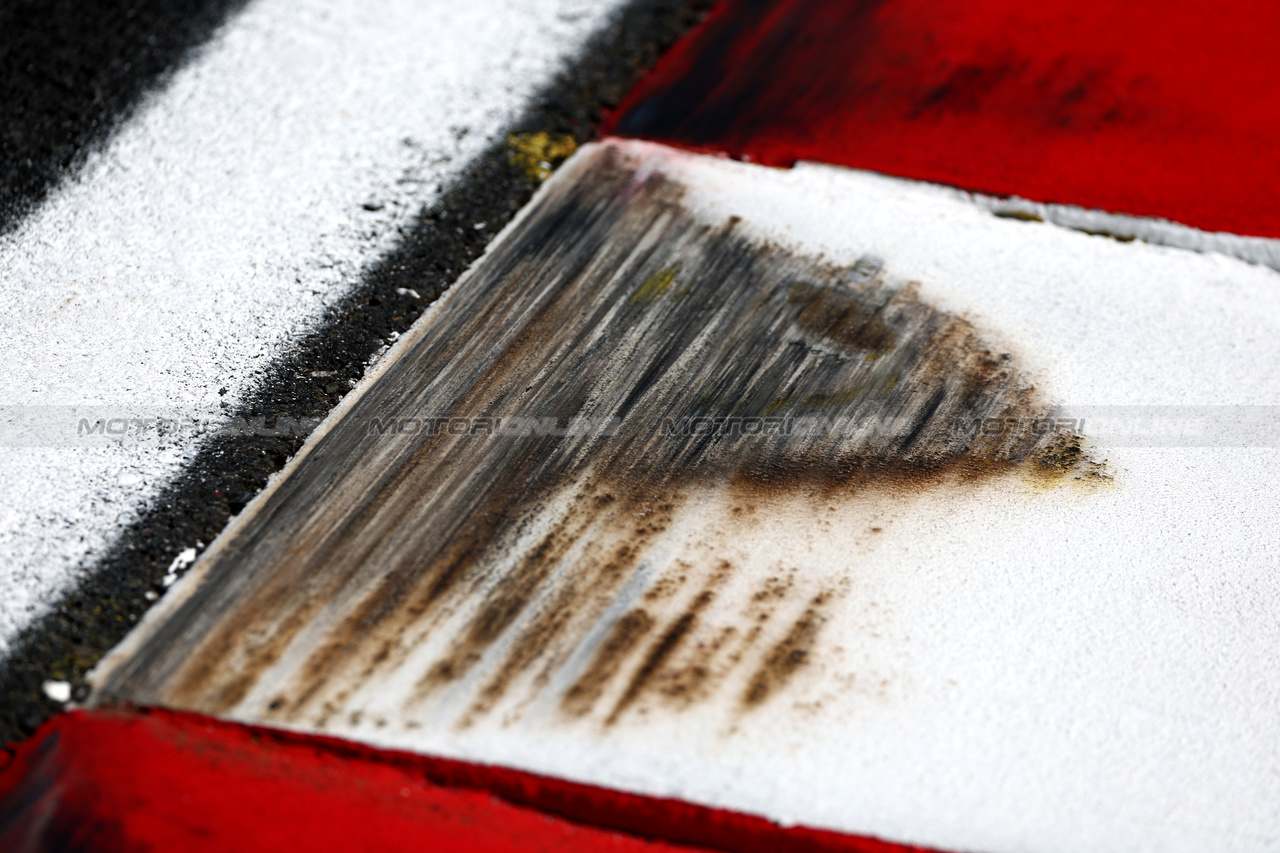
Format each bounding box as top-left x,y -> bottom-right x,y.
93,141 -> 1105,733
603,559 -> 732,725
742,592 -> 831,709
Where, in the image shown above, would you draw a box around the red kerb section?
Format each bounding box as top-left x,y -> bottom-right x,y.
0,708 -> 939,853
608,0 -> 1280,239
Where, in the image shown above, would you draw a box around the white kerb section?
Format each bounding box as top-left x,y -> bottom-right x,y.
241,141 -> 1280,853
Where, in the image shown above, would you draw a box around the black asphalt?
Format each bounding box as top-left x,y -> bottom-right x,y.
0,0 -> 712,745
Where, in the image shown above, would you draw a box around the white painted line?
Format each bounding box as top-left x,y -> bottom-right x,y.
0,0 -> 625,656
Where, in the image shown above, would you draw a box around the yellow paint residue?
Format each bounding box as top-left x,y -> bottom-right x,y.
508,132 -> 578,182
632,266 -> 682,306
763,373 -> 899,415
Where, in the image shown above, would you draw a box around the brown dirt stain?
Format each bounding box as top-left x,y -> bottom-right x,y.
741,592 -> 833,709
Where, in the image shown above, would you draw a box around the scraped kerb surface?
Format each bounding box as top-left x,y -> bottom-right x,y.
92,139 -> 1100,741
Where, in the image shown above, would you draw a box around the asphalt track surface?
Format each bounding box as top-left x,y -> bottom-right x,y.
0,0 -> 712,745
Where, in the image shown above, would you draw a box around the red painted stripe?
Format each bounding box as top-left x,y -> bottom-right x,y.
608,0 -> 1280,239
0,708 -> 939,853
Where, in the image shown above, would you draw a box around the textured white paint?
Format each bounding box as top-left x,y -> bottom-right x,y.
0,0 -> 624,655
141,140 -> 1279,853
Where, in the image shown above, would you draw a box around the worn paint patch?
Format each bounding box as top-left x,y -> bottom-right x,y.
90,140 -> 1101,737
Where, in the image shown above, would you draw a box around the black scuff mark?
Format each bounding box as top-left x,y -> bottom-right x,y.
86,142 -> 1109,729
